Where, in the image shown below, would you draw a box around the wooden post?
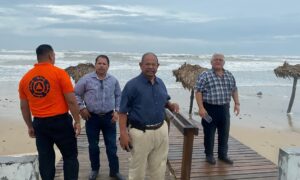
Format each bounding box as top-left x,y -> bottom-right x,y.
189,89 -> 194,115
181,130 -> 194,180
165,110 -> 198,179
287,78 -> 298,113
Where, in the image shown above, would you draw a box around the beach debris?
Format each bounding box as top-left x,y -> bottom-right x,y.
256,91 -> 263,96
274,62 -> 300,113
173,63 -> 208,115
65,63 -> 95,83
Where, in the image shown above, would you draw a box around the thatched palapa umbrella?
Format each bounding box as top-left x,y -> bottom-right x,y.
173,63 -> 208,115
274,62 -> 300,113
65,63 -> 95,83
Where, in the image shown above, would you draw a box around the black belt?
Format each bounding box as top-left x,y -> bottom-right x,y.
34,113 -> 69,120
130,121 -> 164,132
92,110 -> 113,116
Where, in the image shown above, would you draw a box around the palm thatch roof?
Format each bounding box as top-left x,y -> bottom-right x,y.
274,62 -> 300,79
65,63 -> 95,83
173,63 -> 208,90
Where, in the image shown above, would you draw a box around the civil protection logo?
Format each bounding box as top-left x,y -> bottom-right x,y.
29,76 -> 50,98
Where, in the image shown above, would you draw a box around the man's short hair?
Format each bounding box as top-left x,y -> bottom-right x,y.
211,53 -> 225,61
36,44 -> 53,61
95,55 -> 110,65
141,52 -> 158,64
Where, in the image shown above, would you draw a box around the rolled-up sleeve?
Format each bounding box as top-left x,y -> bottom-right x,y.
74,77 -> 86,110
115,80 -> 121,111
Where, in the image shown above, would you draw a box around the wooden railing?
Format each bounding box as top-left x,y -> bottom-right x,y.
165,109 -> 199,180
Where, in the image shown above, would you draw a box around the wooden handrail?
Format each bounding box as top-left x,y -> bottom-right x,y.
165,109 -> 199,180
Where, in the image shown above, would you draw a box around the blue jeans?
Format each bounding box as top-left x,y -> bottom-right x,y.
86,112 -> 119,175
33,113 -> 79,180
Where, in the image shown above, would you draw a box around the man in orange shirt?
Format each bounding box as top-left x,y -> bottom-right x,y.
19,44 -> 81,180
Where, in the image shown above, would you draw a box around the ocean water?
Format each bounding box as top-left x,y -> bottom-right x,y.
1,50 -> 300,89
1,50 -> 300,131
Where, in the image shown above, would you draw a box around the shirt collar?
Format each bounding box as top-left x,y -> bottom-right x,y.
211,68 -> 227,76
34,62 -> 53,67
138,73 -> 158,84
91,71 -> 110,80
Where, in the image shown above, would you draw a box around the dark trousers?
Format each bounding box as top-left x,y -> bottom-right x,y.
33,113 -> 79,180
201,103 -> 230,158
86,112 -> 119,175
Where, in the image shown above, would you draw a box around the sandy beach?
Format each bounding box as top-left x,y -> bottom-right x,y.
1,81 -> 300,165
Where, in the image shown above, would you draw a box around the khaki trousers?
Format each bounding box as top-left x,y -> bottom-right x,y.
128,121 -> 169,180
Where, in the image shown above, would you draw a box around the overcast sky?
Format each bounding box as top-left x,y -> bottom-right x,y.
0,0 -> 299,55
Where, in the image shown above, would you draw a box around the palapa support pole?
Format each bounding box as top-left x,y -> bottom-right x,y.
287,77 -> 298,113
189,89 -> 194,115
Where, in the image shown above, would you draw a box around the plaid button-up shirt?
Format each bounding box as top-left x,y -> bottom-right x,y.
195,69 -> 237,105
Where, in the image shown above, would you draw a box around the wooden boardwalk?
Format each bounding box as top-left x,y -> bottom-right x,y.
55,127 -> 174,180
168,120 -> 278,179
55,121 -> 278,180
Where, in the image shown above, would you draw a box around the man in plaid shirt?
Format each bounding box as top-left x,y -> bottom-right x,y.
195,53 -> 240,165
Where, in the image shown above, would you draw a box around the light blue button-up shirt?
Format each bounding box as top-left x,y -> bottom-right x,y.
75,72 -> 121,113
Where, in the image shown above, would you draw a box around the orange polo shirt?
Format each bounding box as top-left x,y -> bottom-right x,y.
19,62 -> 74,117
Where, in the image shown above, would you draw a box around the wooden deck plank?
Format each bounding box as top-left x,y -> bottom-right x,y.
55,127 -> 174,180
55,119 -> 278,179
168,121 -> 278,179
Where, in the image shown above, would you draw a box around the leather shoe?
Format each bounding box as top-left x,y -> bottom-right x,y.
205,156 -> 216,165
89,170 -> 99,180
219,157 -> 234,164
110,172 -> 126,180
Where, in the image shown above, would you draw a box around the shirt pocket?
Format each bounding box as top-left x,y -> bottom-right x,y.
207,80 -> 216,91
106,82 -> 115,98
85,81 -> 98,93
156,87 -> 169,105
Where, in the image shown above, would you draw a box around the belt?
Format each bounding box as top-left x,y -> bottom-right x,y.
130,121 -> 164,132
92,110 -> 114,116
34,113 -> 69,120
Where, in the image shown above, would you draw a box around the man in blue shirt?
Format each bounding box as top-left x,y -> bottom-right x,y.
75,55 -> 124,180
119,52 -> 179,180
195,53 -> 240,165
